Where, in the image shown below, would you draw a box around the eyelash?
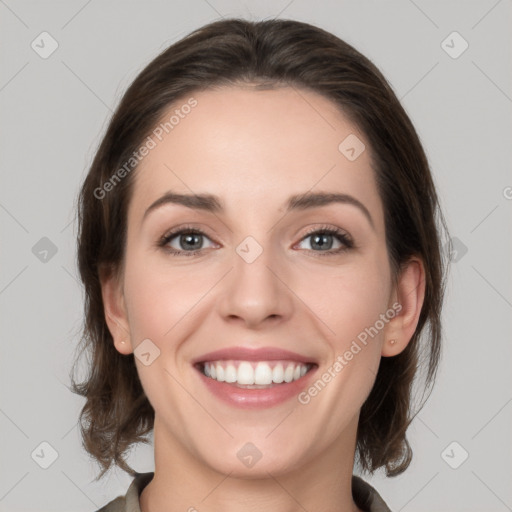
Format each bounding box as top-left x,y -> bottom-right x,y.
157,224 -> 355,258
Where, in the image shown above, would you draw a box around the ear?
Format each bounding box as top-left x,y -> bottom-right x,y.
99,264 -> 133,355
382,257 -> 426,357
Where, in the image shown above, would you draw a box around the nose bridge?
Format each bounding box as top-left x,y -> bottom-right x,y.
217,231 -> 293,327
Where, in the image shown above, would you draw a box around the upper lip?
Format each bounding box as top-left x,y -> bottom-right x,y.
192,346 -> 317,365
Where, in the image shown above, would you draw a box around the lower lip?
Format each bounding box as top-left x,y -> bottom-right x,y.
195,366 -> 317,409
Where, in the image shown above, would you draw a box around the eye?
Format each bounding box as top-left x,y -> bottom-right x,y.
157,224 -> 354,258
158,225 -> 216,257
295,225 -> 354,256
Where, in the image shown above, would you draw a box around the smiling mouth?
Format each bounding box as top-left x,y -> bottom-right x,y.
195,360 -> 316,388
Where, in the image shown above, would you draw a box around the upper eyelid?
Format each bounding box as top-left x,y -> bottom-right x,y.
161,224 -> 348,237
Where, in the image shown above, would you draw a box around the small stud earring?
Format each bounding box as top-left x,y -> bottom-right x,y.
389,339 -> 397,345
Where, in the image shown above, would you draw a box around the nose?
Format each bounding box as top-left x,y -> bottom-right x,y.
217,239 -> 294,329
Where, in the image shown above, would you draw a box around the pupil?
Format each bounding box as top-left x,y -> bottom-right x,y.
312,233 -> 332,250
182,233 -> 201,250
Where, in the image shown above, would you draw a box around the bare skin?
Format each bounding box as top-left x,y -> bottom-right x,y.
101,84 -> 425,512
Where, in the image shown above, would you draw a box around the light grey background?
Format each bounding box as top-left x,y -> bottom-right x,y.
1,1 -> 511,511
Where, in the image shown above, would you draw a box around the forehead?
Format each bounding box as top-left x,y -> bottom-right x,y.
129,85 -> 383,227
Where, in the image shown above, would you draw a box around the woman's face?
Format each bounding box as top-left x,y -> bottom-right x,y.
105,85 -> 405,476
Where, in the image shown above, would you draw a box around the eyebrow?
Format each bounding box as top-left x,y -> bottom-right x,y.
142,190 -> 374,229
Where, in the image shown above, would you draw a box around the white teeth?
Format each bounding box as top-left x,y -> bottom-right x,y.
202,360 -> 310,385
272,364 -> 284,383
237,362 -> 254,385
216,364 -> 225,382
254,362 -> 273,385
225,364 -> 237,383
283,363 -> 295,383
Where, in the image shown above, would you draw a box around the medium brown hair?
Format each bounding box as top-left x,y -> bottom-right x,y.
70,17 -> 449,480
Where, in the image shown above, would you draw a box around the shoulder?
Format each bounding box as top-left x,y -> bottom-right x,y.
352,475 -> 393,512
93,472 -> 154,512
95,496 -> 125,512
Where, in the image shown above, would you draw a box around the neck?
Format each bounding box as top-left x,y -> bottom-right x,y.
140,415 -> 362,512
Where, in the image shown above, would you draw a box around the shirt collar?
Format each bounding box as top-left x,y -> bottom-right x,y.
122,471 -> 391,512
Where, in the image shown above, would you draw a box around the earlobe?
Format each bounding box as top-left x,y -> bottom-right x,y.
99,265 -> 133,355
381,257 -> 425,357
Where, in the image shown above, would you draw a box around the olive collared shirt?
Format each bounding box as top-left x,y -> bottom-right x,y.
95,472 -> 392,512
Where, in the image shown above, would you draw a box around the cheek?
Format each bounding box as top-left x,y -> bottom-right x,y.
299,262 -> 391,419
311,258 -> 392,346
122,248 -> 200,344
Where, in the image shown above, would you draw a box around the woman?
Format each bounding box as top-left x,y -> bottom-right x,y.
71,17 -> 449,512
